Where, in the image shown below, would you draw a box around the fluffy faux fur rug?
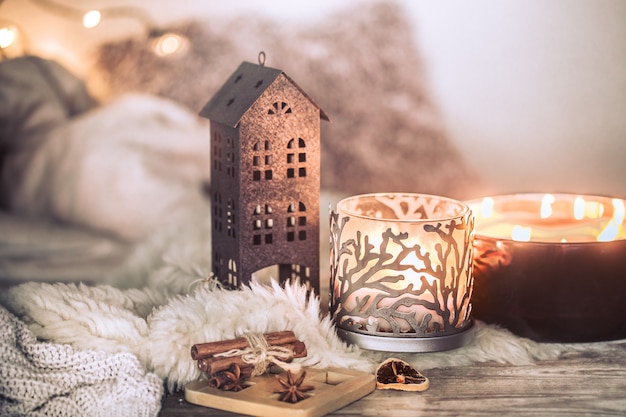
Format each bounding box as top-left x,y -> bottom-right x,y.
0,278 -> 612,395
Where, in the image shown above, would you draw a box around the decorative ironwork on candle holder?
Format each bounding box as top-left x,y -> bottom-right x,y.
330,193 -> 475,352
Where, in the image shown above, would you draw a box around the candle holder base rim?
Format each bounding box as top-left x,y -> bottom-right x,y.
337,321 -> 475,353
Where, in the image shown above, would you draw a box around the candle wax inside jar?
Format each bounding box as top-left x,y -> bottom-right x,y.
468,194 -> 626,243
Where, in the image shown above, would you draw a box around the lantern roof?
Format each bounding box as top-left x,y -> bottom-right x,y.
199,61 -> 329,127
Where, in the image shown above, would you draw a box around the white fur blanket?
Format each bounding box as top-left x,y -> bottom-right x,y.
1,278 -> 613,399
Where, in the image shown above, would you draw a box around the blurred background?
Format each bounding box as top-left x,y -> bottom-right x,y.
2,0 -> 625,198
1,0 -> 625,290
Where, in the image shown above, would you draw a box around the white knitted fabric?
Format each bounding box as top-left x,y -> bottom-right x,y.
0,305 -> 163,417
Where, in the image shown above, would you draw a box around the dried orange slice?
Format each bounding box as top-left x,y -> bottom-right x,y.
375,358 -> 430,391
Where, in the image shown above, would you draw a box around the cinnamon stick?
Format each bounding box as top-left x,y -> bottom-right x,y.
191,331 -> 297,360
198,340 -> 307,375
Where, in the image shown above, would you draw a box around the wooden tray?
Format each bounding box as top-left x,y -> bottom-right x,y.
184,367 -> 375,417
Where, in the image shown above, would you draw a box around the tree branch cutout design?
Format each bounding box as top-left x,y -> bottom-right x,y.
330,195 -> 474,338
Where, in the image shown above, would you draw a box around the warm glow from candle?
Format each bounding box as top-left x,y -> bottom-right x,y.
540,194 -> 555,219
574,196 -> 585,220
333,193 -> 473,341
585,201 -> 604,219
0,26 -> 15,49
83,10 -> 102,29
481,197 -> 494,218
468,193 -> 626,243
511,225 -> 531,241
597,199 -> 625,242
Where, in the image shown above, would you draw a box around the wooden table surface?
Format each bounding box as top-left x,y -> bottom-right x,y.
159,341 -> 626,417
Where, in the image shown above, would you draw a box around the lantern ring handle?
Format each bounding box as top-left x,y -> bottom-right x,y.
258,51 -> 266,66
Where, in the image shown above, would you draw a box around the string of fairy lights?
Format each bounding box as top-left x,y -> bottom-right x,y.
0,0 -> 189,59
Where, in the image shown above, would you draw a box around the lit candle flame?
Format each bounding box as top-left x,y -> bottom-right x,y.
481,197 -> 494,218
512,225 -> 531,242
574,196 -> 585,220
540,194 -> 555,219
587,201 -> 604,219
597,199 -> 625,242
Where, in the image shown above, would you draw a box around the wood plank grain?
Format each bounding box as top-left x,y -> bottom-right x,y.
159,343 -> 626,417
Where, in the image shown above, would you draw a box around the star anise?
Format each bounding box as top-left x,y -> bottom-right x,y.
219,364 -> 248,392
274,370 -> 315,403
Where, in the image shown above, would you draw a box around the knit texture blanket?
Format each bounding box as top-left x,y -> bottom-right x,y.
0,304 -> 163,417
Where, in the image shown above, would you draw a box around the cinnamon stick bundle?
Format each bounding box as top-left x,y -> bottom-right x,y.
197,340 -> 308,374
191,331 -> 298,360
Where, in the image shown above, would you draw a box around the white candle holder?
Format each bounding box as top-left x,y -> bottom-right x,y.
330,193 -> 475,352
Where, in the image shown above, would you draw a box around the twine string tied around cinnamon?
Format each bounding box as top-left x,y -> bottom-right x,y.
214,333 -> 300,376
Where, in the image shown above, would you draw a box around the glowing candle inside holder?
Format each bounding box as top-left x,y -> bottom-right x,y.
330,193 -> 475,352
467,193 -> 626,342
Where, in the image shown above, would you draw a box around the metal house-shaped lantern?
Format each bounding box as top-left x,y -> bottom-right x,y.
199,57 -> 329,292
